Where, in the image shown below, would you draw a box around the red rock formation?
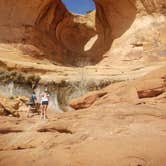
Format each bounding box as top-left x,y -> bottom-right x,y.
0,1 -> 166,165
69,91 -> 107,109
70,66 -> 166,109
0,66 -> 166,165
0,0 -> 96,65
0,0 -> 165,66
0,95 -> 21,117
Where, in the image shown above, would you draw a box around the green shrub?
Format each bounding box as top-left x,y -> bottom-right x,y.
0,70 -> 41,88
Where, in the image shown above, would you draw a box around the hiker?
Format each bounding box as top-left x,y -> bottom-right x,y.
40,89 -> 49,119
26,91 -> 37,118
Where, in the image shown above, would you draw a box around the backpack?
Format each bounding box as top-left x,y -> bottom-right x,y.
29,94 -> 36,104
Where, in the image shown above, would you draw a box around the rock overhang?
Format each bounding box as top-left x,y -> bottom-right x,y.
0,0 -> 166,66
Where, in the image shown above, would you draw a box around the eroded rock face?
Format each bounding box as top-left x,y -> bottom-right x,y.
0,0 -> 166,107
98,0 -> 166,67
1,2 -> 166,165
69,91 -> 107,109
69,66 -> 166,109
0,0 -> 96,65
0,0 -> 165,66
0,95 -> 22,117
0,66 -> 166,165
95,0 -> 166,37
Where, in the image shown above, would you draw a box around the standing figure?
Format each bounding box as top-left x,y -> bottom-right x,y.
26,91 -> 37,118
40,89 -> 49,119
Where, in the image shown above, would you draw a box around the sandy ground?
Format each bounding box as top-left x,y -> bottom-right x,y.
0,90 -> 166,166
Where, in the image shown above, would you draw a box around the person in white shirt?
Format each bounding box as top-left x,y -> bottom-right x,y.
40,89 -> 49,119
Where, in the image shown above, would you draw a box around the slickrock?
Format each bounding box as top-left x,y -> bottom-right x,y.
69,91 -> 107,109
0,0 -> 166,166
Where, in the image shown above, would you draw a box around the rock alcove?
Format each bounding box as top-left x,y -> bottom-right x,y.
0,0 -> 138,66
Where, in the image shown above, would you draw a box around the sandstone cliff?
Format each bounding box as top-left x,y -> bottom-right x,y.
0,0 -> 166,109
0,1 -> 166,165
0,0 -> 96,65
0,66 -> 166,166
0,0 -> 166,66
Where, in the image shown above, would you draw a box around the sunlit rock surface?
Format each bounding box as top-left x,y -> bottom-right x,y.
0,0 -> 166,165
0,67 -> 166,165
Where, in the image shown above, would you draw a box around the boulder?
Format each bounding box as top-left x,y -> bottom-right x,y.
0,96 -> 20,117
69,91 -> 107,110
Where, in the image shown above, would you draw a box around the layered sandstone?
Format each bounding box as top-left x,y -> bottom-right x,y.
0,0 -> 166,66
69,66 -> 166,110
0,0 -> 165,99
0,0 -> 96,65
0,66 -> 166,165
0,95 -> 28,117
0,2 -> 166,165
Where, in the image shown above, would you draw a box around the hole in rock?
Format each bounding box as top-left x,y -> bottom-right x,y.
56,0 -> 136,66
62,0 -> 96,14
59,0 -> 97,66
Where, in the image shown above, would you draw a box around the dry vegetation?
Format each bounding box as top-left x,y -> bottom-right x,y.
0,70 -> 40,88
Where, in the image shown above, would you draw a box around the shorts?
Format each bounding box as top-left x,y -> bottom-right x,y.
42,101 -> 48,105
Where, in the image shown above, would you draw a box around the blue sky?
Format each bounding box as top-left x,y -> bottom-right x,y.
62,0 -> 96,14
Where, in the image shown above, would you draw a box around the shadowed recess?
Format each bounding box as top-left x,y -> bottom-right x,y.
0,128 -> 23,134
37,127 -> 73,134
0,0 -> 137,67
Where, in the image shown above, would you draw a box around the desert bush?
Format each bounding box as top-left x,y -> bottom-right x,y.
0,70 -> 41,88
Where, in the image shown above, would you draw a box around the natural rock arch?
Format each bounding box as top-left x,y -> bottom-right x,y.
0,0 -> 165,66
